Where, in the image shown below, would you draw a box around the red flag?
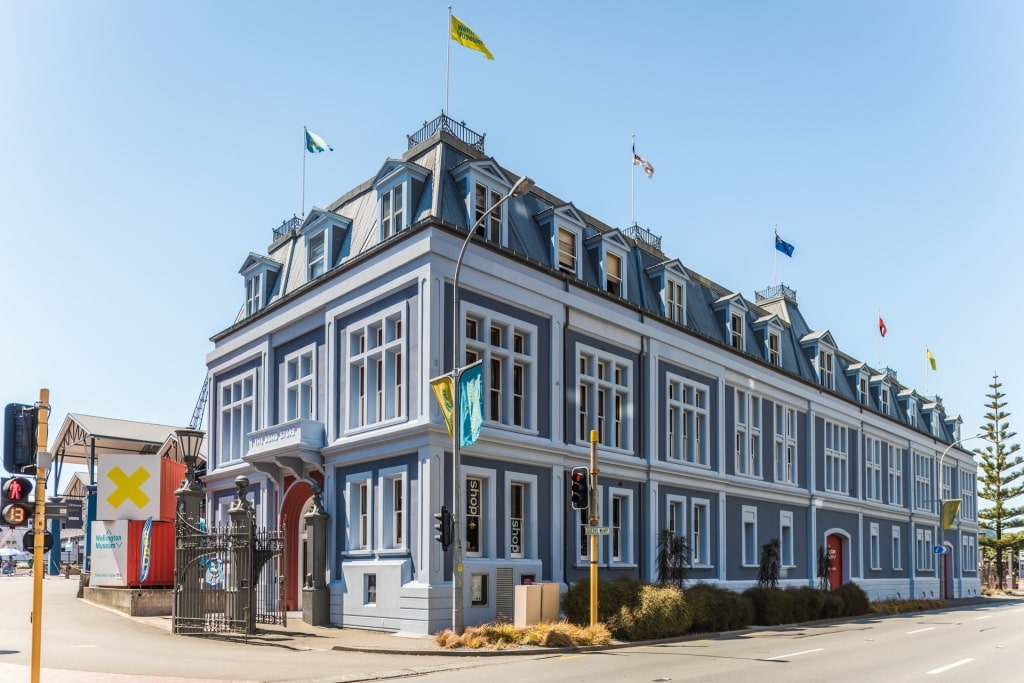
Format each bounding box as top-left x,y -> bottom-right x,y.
878,316 -> 887,337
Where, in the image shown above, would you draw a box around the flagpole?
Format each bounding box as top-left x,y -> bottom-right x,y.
631,134 -> 636,227
924,347 -> 929,395
877,310 -> 882,366
446,6 -> 452,114
302,126 -> 307,218
773,225 -> 778,285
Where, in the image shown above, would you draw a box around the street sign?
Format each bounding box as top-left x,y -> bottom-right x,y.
23,530 -> 55,553
584,526 -> 610,536
933,545 -> 948,555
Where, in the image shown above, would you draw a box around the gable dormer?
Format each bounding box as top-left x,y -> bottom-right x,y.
898,389 -> 921,428
300,209 -> 353,282
922,399 -> 945,437
451,158 -> 518,246
646,258 -> 690,326
751,313 -> 785,366
944,413 -> 963,442
536,203 -> 587,279
713,293 -> 750,352
585,229 -> 631,298
373,159 -> 430,240
845,362 -> 872,406
799,330 -> 838,390
869,371 -> 894,416
239,253 -> 283,317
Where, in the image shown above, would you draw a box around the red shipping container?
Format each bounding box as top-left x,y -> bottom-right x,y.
158,457 -> 186,522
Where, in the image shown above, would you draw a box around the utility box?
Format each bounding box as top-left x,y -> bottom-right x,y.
513,582 -> 561,627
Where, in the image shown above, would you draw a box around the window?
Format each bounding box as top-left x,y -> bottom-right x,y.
283,346 -> 315,422
219,371 -> 256,465
365,574 -> 377,604
558,227 -> 577,275
859,375 -> 869,405
465,476 -> 484,557
506,475 -> 537,560
824,421 -> 849,494
381,183 -> 405,238
864,436 -> 882,502
962,535 -> 977,572
308,231 -> 326,280
774,405 -> 798,485
916,527 -> 933,571
741,506 -> 757,566
913,451 -> 933,512
906,397 -> 918,427
358,482 -> 369,549
880,387 -> 890,415
666,375 -> 709,465
768,330 -> 781,366
471,574 -> 489,606
379,468 -> 406,550
475,183 -> 503,243
691,499 -> 710,566
348,306 -> 406,429
869,523 -> 880,570
666,278 -> 685,324
246,273 -> 262,316
578,347 -> 632,450
345,473 -> 373,553
666,497 -> 685,536
609,489 -> 633,564
611,495 -> 624,562
818,349 -> 834,389
605,252 -> 622,296
464,308 -> 537,431
730,312 -> 744,350
510,483 -> 525,559
780,510 -> 794,567
960,470 -> 976,521
735,390 -> 761,477
892,527 -> 902,570
888,445 -> 904,507
941,463 -> 955,503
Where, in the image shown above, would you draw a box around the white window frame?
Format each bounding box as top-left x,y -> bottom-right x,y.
666,495 -> 686,536
346,303 -> 407,431
780,510 -> 794,568
961,534 -> 977,571
767,330 -> 781,366
218,370 -> 257,465
691,498 -> 711,567
474,181 -> 504,244
730,312 -> 744,350
774,404 -> 799,485
818,348 -> 834,389
824,421 -> 849,494
880,386 -> 890,415
463,306 -> 538,433
505,473 -> 538,560
888,445 -> 904,507
741,505 -> 758,567
380,181 -> 406,239
913,451 -> 934,513
869,522 -> 881,570
734,389 -> 761,477
609,487 -> 633,565
864,435 -> 883,502
463,466 -> 496,559
307,229 -> 327,280
916,527 -> 933,571
960,469 -> 976,521
892,526 -> 902,570
345,472 -> 373,554
377,466 -> 407,552
577,345 -> 632,452
666,277 -> 686,325
245,272 -> 262,316
557,226 -> 578,276
666,374 -> 709,466
283,344 -> 316,422
605,250 -> 624,297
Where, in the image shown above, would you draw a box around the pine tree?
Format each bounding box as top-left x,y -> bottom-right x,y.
976,373 -> 1024,590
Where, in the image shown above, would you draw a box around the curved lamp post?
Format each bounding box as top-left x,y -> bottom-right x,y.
450,175 -> 534,634
936,432 -> 986,598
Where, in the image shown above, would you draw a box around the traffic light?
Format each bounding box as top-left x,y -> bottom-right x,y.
1,476 -> 33,527
433,506 -> 453,550
570,466 -> 589,510
3,403 -> 38,474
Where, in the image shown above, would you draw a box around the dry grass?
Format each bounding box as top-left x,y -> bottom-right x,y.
433,620 -> 612,650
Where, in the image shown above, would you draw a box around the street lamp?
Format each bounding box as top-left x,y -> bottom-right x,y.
174,428 -> 205,493
936,432 -> 986,598
450,175 -> 534,634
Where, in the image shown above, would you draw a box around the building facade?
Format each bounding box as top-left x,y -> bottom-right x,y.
203,114 -> 980,634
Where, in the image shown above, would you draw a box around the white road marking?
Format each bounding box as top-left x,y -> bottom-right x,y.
907,627 -> 935,634
975,615 -> 992,620
765,648 -> 824,661
927,658 -> 975,675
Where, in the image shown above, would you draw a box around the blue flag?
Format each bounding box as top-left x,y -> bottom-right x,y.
459,361 -> 484,446
305,128 -> 333,153
775,233 -> 795,257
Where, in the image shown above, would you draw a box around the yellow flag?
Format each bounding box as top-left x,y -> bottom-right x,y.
941,500 -> 961,529
926,347 -> 937,371
450,14 -> 494,60
430,375 -> 455,439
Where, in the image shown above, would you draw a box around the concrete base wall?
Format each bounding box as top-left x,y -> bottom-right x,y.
83,586 -> 172,616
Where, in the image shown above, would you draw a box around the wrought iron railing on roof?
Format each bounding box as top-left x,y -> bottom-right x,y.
408,113 -> 485,152
273,215 -> 302,241
755,283 -> 797,303
624,224 -> 662,252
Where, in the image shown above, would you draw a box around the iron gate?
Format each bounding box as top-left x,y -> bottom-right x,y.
172,514 -> 285,636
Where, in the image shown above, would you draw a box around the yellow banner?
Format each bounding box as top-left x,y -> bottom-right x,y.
941,499 -> 961,529
450,15 -> 494,60
430,375 -> 455,439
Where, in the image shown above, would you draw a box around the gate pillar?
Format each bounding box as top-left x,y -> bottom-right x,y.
302,482 -> 330,626
228,475 -> 256,634
172,456 -> 205,634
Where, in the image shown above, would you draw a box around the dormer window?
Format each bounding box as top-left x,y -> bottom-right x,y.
667,278 -> 685,324
475,183 -> 503,243
881,387 -> 890,415
239,253 -> 282,318
647,258 -> 689,326
818,349 -> 834,389
381,183 -> 405,238
606,252 -> 623,296
768,330 -> 780,365
730,312 -> 744,350
373,158 -> 429,242
859,376 -> 869,404
558,227 -> 577,275
246,273 -> 262,316
905,395 -> 918,427
715,294 -> 750,353
308,231 -> 326,279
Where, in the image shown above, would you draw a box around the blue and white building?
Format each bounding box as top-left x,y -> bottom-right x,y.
203,114 -> 980,634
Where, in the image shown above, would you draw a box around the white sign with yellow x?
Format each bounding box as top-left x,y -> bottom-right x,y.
96,453 -> 162,521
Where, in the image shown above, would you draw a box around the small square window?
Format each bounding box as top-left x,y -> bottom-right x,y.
365,574 -> 377,604
471,573 -> 488,606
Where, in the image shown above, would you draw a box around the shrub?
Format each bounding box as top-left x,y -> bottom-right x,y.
833,582 -> 870,617
685,583 -> 754,633
821,594 -> 844,618
870,599 -> 944,615
562,575 -> 644,625
786,586 -> 826,622
607,584 -> 690,641
743,586 -> 793,626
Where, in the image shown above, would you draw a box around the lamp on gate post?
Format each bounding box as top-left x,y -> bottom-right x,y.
175,428 -> 205,490
936,433 -> 986,598
450,175 -> 534,635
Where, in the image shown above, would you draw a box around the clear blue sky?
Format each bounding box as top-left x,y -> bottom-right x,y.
2,1 -> 1022,467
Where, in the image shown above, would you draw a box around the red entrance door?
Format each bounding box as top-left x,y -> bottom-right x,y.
827,534 -> 843,591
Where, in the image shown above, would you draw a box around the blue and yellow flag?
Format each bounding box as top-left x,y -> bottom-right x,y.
305,128 -> 333,154
430,374 -> 456,439
451,14 -> 494,60
926,347 -> 937,371
459,361 -> 485,446
941,500 -> 961,529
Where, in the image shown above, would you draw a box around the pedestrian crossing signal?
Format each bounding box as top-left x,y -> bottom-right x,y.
570,467 -> 589,510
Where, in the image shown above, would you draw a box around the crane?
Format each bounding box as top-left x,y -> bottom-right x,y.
189,377 -> 209,430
